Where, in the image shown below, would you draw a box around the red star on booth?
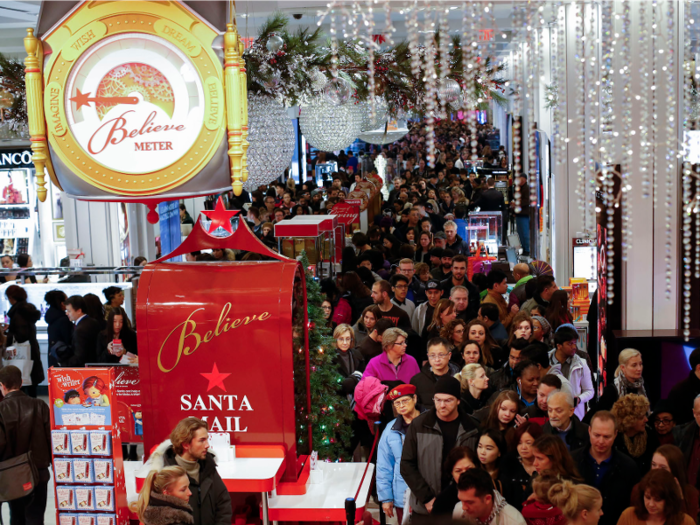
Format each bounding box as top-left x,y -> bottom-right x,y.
201,196 -> 238,234
201,363 -> 231,392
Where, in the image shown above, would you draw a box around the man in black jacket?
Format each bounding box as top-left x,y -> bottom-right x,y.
489,338 -> 529,392
673,394 -> 700,487
571,411 -> 640,525
401,376 -> 479,519
473,178 -> 506,213
0,365 -> 52,525
153,417 -> 232,525
542,390 -> 589,451
410,337 -> 460,408
63,295 -> 101,367
668,348 -> 700,425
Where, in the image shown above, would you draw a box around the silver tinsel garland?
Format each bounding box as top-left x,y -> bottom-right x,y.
245,95 -> 296,190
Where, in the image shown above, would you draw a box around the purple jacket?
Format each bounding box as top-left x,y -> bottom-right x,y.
363,352 -> 420,383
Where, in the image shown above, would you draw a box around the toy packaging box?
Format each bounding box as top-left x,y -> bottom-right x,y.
75,487 -> 94,511
59,513 -> 78,525
96,515 -> 116,525
73,459 -> 93,483
52,431 -> 70,454
93,459 -> 113,483
54,458 -> 73,483
94,487 -> 114,511
89,431 -> 111,456
70,431 -> 90,455
57,487 -> 75,510
50,370 -> 112,427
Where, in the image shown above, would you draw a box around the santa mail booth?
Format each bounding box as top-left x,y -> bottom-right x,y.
274,216 -> 340,279
137,256 -> 310,482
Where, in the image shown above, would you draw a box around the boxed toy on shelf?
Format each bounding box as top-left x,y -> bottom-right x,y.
49,367 -> 129,525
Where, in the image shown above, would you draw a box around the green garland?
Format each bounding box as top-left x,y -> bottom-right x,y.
0,53 -> 28,134
245,14 -> 509,116
293,251 -> 353,461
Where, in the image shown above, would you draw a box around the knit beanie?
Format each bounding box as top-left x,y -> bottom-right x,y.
532,315 -> 552,336
434,376 -> 461,400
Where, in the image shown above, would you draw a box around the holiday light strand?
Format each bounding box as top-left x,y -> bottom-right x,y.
621,0 -> 633,260
512,2 -> 523,214
526,1 -> 538,207
639,0 -> 652,201
682,0 -> 693,338
601,0 -> 614,303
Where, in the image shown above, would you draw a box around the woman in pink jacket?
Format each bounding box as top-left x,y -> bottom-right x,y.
363,327 -> 420,383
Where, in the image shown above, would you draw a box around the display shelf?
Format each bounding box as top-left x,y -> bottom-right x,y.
49,367 -> 129,525
467,212 -> 502,255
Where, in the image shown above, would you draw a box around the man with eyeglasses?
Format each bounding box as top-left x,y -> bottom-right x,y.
401,376 -> 479,518
410,337 -> 460,409
391,274 -> 415,319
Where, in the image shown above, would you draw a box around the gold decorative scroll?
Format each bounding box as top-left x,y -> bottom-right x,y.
24,29 -> 54,202
224,23 -> 243,196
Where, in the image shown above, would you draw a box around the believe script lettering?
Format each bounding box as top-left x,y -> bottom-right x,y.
88,110 -> 186,155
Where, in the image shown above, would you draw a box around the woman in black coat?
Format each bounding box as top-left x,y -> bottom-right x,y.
45,290 -> 73,366
4,285 -> 43,397
97,307 -> 138,364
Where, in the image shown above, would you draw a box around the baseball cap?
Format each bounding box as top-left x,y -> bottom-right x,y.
434,232 -> 447,240
426,280 -> 441,290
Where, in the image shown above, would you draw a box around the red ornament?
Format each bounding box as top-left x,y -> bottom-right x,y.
200,196 -> 238,234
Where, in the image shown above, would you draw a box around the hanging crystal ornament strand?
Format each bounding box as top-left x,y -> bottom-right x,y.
638,1 -> 652,200
407,0 -> 422,80
585,1 -> 598,235
574,2 -> 586,220
682,0 -> 693,339
469,1 -> 480,164
600,0 -> 615,302
329,10 -> 339,78
438,1 -> 451,119
652,1 -> 659,206
512,2 -> 524,214
526,1 -> 538,208
663,0 -> 676,299
362,0 -> 377,120
555,3 -> 567,174
620,0 -> 633,260
424,31 -> 438,167
383,0 -> 395,45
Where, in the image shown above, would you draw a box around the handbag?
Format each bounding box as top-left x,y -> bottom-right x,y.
0,451 -> 38,502
2,343 -> 33,387
48,340 -> 71,367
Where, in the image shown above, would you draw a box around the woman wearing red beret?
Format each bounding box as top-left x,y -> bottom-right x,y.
377,384 -> 426,523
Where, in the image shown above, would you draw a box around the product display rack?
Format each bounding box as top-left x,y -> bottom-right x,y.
49,367 -> 129,525
0,167 -> 33,257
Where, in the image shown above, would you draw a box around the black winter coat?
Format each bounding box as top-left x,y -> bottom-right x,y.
489,363 -> 515,392
543,416 -> 590,451
614,427 -> 660,476
400,407 -> 480,515
409,363 -> 461,409
6,300 -> 44,386
460,386 -> 495,415
571,447 -> 640,525
63,316 -> 101,367
498,451 -> 535,510
45,305 -> 73,351
162,448 -> 232,525
668,371 -> 700,425
0,390 -> 51,482
674,420 -> 700,486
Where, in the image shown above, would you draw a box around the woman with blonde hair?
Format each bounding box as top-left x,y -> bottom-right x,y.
548,480 -> 603,525
456,363 -> 493,414
135,466 -> 193,525
595,348 -> 646,413
612,393 -> 659,475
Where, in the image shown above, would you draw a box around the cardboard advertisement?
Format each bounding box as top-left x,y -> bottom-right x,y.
112,367 -> 143,443
50,369 -> 112,427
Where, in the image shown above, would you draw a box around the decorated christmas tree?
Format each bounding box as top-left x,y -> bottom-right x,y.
293,251 -> 353,461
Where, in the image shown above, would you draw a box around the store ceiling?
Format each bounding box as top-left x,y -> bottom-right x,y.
0,1 -> 518,61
